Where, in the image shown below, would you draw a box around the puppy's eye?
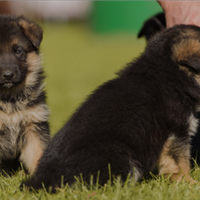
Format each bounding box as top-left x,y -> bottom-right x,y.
15,48 -> 23,55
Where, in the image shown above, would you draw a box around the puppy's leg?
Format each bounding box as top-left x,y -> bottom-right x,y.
19,123 -> 49,175
158,134 -> 195,183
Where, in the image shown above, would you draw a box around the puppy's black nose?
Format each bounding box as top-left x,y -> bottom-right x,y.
3,71 -> 14,80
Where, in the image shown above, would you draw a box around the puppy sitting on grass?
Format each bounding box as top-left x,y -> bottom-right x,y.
23,25 -> 200,191
0,16 -> 50,175
138,13 -> 200,166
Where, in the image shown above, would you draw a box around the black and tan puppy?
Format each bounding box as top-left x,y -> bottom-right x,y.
22,25 -> 200,191
0,15 -> 50,175
138,13 -> 200,164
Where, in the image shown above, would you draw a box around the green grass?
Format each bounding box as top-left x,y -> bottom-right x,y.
2,165 -> 200,200
2,22 -> 200,199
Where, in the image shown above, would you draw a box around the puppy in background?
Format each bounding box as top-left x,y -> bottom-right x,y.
138,13 -> 166,40
22,25 -> 200,191
138,12 -> 200,164
138,12 -> 165,41
0,16 -> 50,175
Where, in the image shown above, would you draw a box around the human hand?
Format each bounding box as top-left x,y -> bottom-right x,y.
158,1 -> 200,28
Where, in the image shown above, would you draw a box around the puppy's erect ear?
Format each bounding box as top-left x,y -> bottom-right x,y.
17,17 -> 43,49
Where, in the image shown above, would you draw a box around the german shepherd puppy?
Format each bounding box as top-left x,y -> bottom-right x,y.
22,25 -> 200,191
138,13 -> 200,164
0,16 -> 50,175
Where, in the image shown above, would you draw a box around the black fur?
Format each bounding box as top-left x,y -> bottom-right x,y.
138,13 -> 166,40
138,12 -> 200,164
22,25 -> 200,191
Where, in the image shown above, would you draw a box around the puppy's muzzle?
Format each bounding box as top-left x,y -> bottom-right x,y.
3,71 -> 14,80
2,71 -> 15,88
0,65 -> 21,88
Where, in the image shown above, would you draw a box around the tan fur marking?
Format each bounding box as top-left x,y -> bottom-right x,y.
0,104 -> 49,131
178,65 -> 192,76
169,158 -> 196,184
194,73 -> 200,85
180,29 -> 198,38
158,135 -> 194,184
172,39 -> 200,63
18,20 -> 29,31
11,38 -> 19,46
20,124 -> 45,174
158,136 -> 180,175
25,52 -> 43,88
27,52 -> 42,71
174,38 -> 200,86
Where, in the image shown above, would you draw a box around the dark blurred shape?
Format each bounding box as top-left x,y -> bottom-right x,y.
0,1 -> 11,15
138,12 -> 165,40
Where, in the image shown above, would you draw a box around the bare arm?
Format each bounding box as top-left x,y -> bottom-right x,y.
158,1 -> 200,28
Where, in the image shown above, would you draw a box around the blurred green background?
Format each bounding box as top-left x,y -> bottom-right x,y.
91,1 -> 162,33
42,22 -> 146,134
41,1 -> 162,134
0,1 -> 162,135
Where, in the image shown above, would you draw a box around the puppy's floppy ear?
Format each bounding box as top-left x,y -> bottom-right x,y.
178,57 -> 200,73
17,17 -> 43,49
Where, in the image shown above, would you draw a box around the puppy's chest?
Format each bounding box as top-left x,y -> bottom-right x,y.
0,103 -> 33,132
0,110 -> 26,139
0,115 -> 24,159
0,101 -> 48,159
